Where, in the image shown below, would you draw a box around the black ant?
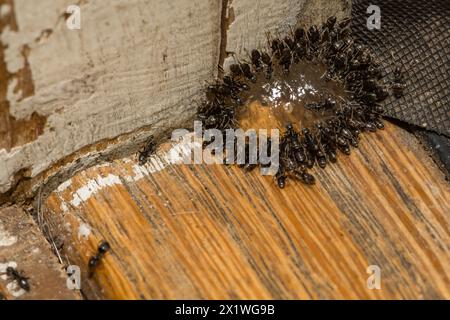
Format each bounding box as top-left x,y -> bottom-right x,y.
316,122 -> 338,164
391,66 -> 406,98
250,49 -> 262,71
293,169 -> 316,185
283,36 -> 297,52
290,26 -> 307,60
261,52 -> 273,80
138,136 -> 156,165
284,123 -> 306,163
307,25 -> 320,52
277,124 -> 318,187
270,38 -> 285,59
6,267 -> 30,292
336,17 -> 351,39
206,82 -> 231,98
294,26 -> 306,43
305,97 -> 336,112
367,112 -> 384,129
307,25 -> 320,43
375,85 -> 389,101
279,48 -> 292,75
88,240 -> 111,278
229,63 -> 243,77
240,63 -> 256,82
324,16 -> 337,30
221,76 -> 248,105
207,81 -> 242,104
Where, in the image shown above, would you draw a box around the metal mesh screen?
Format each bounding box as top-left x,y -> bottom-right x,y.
351,0 -> 450,136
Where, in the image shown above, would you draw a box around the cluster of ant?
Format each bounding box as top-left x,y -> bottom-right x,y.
198,16 -> 404,188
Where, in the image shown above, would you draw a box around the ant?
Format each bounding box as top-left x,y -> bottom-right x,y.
322,118 -> 352,155
6,267 -> 30,292
250,49 -> 262,71
260,52 -> 273,80
305,97 -> 336,113
391,66 -> 406,98
138,136 -> 156,165
293,169 -> 316,185
269,38 -> 285,59
337,17 -> 351,39
230,58 -> 256,83
240,63 -> 256,82
324,16 -> 337,31
307,25 -> 320,43
276,124 -> 318,186
290,26 -> 308,60
88,240 -> 111,278
275,166 -> 287,188
279,48 -> 292,75
315,122 -> 338,164
207,80 -> 242,105
222,74 -> 249,92
307,25 -> 320,54
294,26 -> 306,44
229,63 -> 242,77
282,35 -> 295,50
284,123 -> 306,163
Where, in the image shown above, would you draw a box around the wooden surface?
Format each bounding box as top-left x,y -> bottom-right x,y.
0,0 -> 351,199
42,121 -> 450,299
0,0 -> 223,194
0,205 -> 80,300
2,0 -> 447,301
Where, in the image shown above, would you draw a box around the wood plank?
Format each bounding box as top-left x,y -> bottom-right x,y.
0,0 -> 222,195
0,0 -> 350,202
43,121 -> 450,299
0,205 -> 81,299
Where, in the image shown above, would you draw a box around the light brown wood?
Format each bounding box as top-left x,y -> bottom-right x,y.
43,121 -> 450,299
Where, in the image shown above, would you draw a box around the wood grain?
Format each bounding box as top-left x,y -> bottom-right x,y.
0,0 -> 349,199
43,121 -> 450,299
0,0 -> 222,195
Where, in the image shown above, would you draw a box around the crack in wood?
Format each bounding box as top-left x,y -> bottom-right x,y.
218,0 -> 233,78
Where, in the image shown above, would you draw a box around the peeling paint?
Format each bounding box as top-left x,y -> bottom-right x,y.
0,0 -> 220,199
0,223 -> 17,247
0,261 -> 25,297
0,2 -> 46,156
69,174 -> 122,207
0,261 -> 17,273
78,222 -> 91,240
1,26 -> 26,74
60,201 -> 69,213
57,178 -> 72,192
0,4 -> 11,18
126,134 -> 201,182
6,281 -> 25,297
